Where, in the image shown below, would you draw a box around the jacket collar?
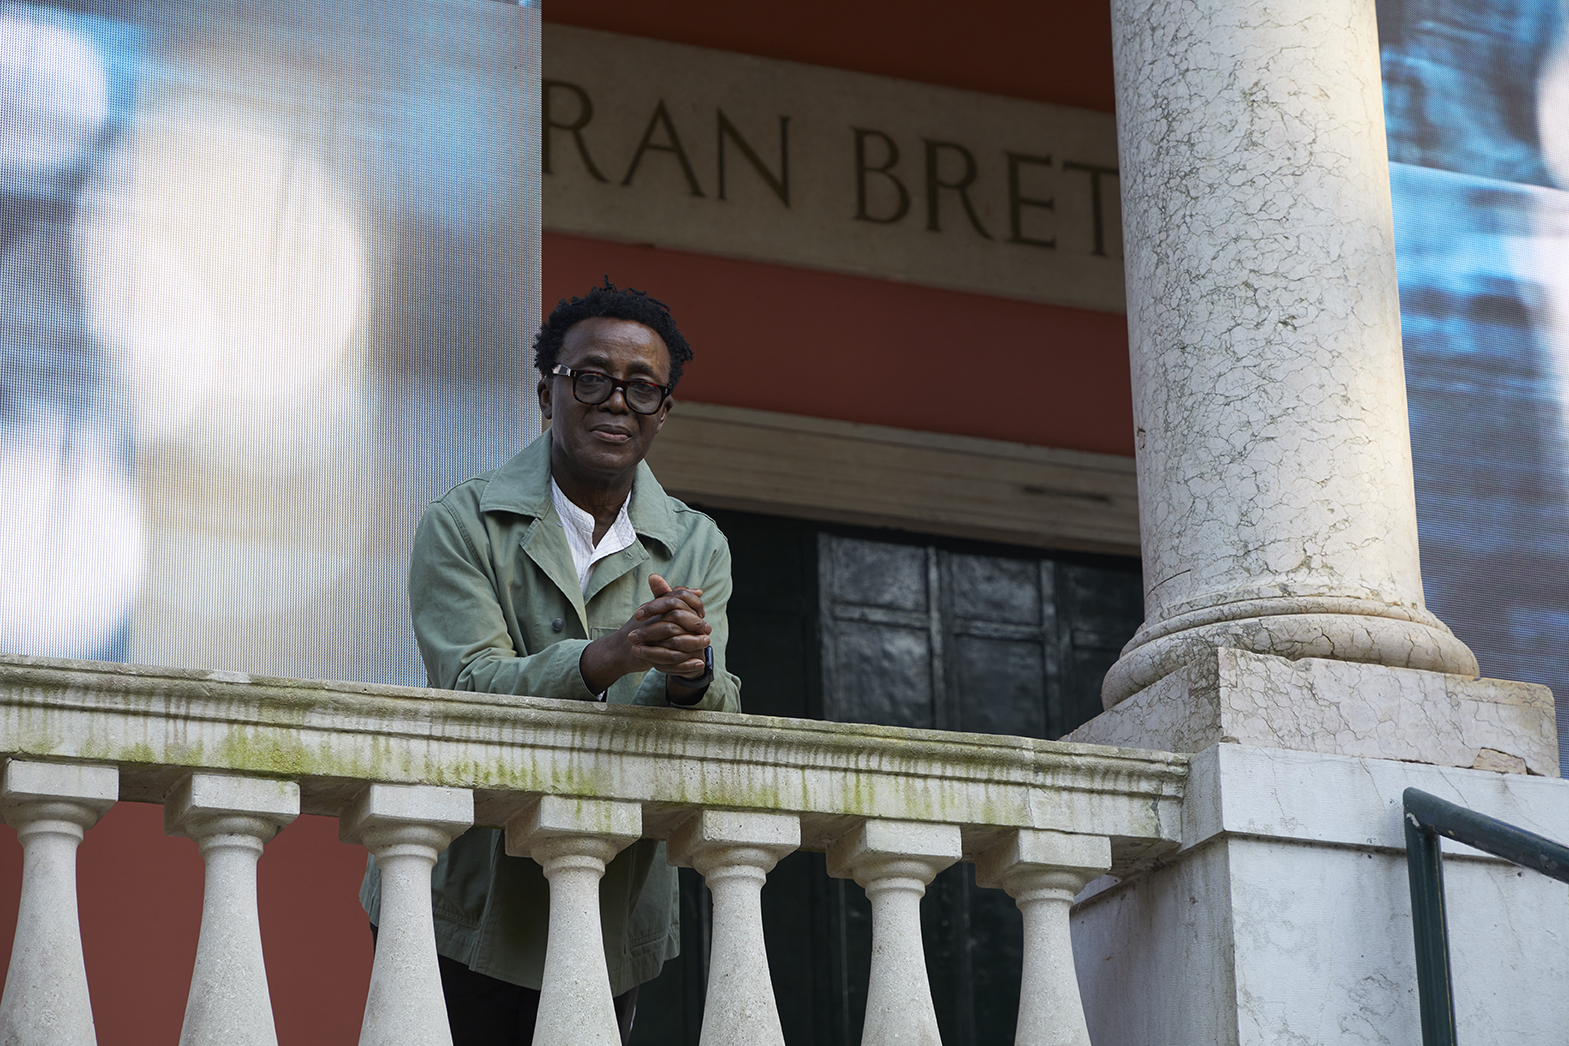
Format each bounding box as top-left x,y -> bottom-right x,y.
479,431 -> 682,552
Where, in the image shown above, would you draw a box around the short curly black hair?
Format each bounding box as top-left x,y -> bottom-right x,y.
533,278 -> 694,388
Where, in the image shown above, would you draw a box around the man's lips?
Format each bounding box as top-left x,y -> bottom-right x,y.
590,426 -> 633,442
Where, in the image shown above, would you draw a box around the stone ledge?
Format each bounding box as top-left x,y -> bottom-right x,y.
0,654 -> 1187,874
1065,647 -> 1557,776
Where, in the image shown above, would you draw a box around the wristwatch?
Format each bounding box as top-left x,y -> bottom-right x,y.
665,647 -> 714,706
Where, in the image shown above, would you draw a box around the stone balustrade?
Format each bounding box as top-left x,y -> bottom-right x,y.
0,654 -> 1187,1045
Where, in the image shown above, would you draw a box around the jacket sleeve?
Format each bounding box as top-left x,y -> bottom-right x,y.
409,498 -> 599,701
631,535 -> 742,714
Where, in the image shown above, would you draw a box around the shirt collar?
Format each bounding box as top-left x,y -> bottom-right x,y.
549,476 -> 636,594
478,431 -> 683,552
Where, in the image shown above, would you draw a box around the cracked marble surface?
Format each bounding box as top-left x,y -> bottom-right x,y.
1073,745 -> 1569,1045
1069,647 -> 1558,776
1105,0 -> 1478,704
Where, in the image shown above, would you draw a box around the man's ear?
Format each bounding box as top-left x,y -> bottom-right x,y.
538,376 -> 552,421
654,397 -> 671,434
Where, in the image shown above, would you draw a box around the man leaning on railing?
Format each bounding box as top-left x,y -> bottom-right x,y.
359,279 -> 742,1045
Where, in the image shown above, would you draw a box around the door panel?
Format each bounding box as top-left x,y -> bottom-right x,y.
819,534 -> 942,728
945,552 -> 1042,625
830,619 -> 934,728
824,536 -> 930,613
950,635 -> 1047,737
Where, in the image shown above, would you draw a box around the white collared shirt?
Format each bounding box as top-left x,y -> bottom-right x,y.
550,477 -> 637,596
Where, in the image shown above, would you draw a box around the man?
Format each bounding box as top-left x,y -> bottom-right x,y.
361,280 -> 741,1045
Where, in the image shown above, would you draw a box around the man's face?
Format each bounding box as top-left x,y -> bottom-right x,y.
538,317 -> 672,485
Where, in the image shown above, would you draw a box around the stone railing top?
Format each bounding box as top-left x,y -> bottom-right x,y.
0,655 -> 1188,873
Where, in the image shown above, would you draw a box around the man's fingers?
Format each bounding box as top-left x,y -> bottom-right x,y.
636,575 -> 701,620
630,634 -> 710,665
633,621 -> 715,646
634,591 -> 706,622
658,587 -> 705,617
634,575 -> 672,620
665,658 -> 707,678
632,639 -> 710,660
638,606 -> 711,630
631,619 -> 711,645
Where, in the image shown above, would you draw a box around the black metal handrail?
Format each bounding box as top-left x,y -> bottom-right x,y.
1403,787 -> 1569,1046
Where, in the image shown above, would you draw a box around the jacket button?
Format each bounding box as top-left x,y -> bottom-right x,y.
551,618 -> 565,633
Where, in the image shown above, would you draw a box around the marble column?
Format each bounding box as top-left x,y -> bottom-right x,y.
1100,0 -> 1478,707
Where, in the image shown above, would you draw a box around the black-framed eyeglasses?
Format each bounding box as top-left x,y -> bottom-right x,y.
551,365 -> 671,415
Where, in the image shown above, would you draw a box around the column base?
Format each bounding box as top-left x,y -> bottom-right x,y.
1070,745 -> 1569,1046
1071,647 -> 1556,777
1101,608 -> 1480,709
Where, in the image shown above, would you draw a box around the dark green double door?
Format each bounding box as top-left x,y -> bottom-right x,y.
633,509 -> 1142,1046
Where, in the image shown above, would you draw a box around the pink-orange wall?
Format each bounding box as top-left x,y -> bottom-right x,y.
543,0 -> 1118,114
543,233 -> 1134,456
0,6 -> 1128,1042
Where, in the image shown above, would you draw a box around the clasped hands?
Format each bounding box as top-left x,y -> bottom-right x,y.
579,573 -> 711,695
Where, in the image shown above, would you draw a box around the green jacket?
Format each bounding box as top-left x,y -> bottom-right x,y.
361,432 -> 741,992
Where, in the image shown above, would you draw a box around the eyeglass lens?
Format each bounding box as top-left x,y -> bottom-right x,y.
573,371 -> 666,414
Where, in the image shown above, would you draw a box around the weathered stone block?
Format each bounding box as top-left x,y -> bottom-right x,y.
1067,647 -> 1557,776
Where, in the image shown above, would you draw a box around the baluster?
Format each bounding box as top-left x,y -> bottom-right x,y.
164,773 -> 300,1046
506,795 -> 641,1046
0,759 -> 119,1046
828,820 -> 961,1046
975,830 -> 1111,1046
667,810 -> 800,1046
341,783 -> 474,1046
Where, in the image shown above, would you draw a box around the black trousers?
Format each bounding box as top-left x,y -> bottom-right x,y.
372,924 -> 639,1046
